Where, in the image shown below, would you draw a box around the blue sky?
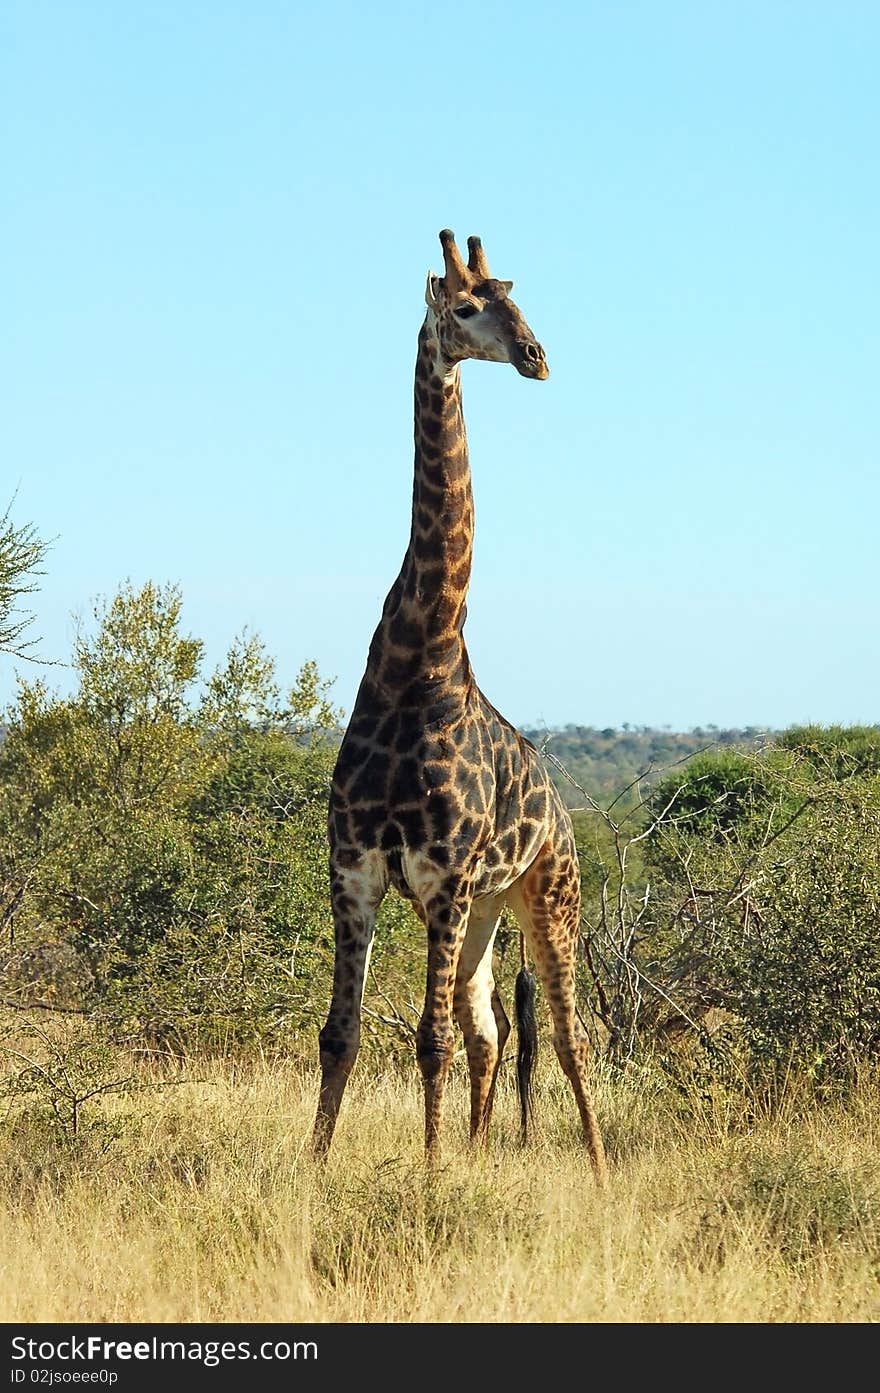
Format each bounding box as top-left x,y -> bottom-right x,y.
3,1 -> 878,732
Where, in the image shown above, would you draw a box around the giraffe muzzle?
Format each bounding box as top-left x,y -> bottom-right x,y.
514,339 -> 549,380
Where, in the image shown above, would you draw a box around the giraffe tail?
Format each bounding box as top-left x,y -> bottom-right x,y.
514,934 -> 538,1145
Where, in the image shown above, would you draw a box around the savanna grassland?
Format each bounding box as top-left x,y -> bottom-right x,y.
3,1038 -> 880,1324
4,581 -> 880,1325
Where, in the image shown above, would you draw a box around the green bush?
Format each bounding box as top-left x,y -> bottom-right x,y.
639,731 -> 880,1086
0,582 -> 343,1052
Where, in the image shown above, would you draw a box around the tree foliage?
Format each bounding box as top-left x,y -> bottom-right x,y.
584,726 -> 880,1087
4,572 -> 880,1094
0,580 -> 347,1052
0,501 -> 50,659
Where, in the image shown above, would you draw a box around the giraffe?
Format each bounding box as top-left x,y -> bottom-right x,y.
312,229 -> 607,1182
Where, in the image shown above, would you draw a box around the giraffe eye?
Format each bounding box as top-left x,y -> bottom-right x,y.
454,303 -> 479,320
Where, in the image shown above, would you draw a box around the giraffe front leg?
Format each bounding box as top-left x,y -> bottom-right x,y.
312,855 -> 383,1159
416,891 -> 471,1160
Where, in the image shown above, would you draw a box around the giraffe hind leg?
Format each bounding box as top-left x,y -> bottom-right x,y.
508,844 -> 608,1185
453,893 -> 509,1145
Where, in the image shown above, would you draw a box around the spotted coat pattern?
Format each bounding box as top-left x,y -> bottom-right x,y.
313,231 -> 607,1180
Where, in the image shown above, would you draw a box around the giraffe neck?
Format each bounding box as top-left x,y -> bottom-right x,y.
367,315 -> 474,700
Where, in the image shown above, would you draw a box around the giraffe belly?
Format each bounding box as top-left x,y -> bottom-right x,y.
398,846 -> 454,908
472,820 -> 549,898
397,813 -> 549,909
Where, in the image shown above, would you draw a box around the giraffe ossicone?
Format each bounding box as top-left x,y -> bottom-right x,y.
312,229 -> 607,1182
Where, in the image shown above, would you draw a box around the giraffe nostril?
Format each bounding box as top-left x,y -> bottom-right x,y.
522,341 -> 543,363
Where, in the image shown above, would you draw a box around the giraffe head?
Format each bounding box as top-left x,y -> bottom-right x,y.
424,229 -> 549,380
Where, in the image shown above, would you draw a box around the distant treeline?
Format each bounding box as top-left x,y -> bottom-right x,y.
521,723 -> 771,802
0,719 -> 772,806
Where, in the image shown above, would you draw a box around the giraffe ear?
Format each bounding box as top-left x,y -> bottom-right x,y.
425,271 -> 441,308
498,280 -> 514,297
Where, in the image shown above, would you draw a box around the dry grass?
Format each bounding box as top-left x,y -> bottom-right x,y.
2,1045 -> 880,1323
